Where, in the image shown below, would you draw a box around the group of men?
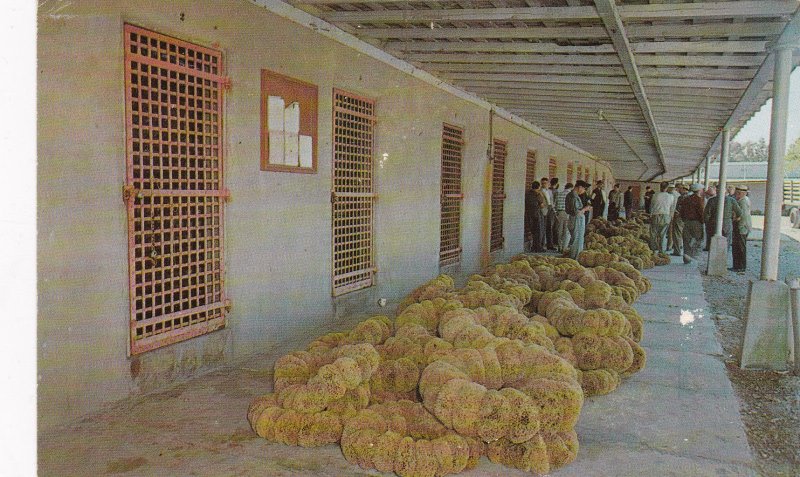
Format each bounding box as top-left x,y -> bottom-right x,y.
525,178 -> 611,260
525,177 -> 753,273
646,182 -> 752,272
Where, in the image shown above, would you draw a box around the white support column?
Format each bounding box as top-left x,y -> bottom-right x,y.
707,130 -> 730,276
715,131 -> 730,237
741,44 -> 796,371
703,156 -> 710,188
761,46 -> 794,281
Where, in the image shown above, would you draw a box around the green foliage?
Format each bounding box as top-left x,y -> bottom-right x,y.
729,138 -> 768,162
785,137 -> 800,173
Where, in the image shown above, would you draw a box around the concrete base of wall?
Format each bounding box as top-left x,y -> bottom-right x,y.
741,280 -> 791,370
706,235 -> 729,276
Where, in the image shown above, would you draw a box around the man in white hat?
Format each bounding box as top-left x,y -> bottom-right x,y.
731,185 -> 751,272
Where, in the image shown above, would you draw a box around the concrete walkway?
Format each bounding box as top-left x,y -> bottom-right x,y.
38,258 -> 756,476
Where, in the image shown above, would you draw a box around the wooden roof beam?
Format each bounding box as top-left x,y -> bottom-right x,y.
319,2 -> 797,24
386,40 -> 766,54
595,0 -> 665,178
356,22 -> 786,41
408,53 -> 764,67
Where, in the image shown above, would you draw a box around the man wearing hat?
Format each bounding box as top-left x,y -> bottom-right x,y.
703,182 -> 742,255
671,183 -> 688,257
566,181 -> 593,259
731,185 -> 752,272
680,183 -> 706,263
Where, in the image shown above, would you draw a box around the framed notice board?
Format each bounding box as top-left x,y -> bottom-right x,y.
260,69 -> 318,173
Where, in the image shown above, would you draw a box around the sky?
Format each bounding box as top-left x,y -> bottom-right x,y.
733,68 -> 800,147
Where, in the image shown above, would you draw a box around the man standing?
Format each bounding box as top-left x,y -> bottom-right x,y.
702,185 -> 717,251
547,178 -> 559,250
671,183 -> 687,257
649,182 -> 674,253
681,184 -> 705,264
644,186 -> 655,214
591,180 -> 607,222
704,183 -> 742,248
623,186 -> 634,219
608,183 -> 622,221
567,181 -> 592,259
525,181 -> 547,252
553,181 -> 572,253
666,184 -> 677,252
540,177 -> 555,250
580,184 -> 593,227
731,185 -> 752,272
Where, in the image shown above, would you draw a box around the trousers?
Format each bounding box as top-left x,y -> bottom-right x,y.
671,216 -> 684,256
649,214 -> 670,253
555,211 -> 571,252
546,207 -> 556,248
682,220 -> 704,263
732,228 -> 748,271
569,214 -> 586,260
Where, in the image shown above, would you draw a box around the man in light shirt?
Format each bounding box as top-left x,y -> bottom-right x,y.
553,182 -> 572,253
541,177 -> 556,250
731,185 -> 752,272
649,182 -> 674,253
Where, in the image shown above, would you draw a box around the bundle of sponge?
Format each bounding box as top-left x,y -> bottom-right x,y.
248,249 -> 653,476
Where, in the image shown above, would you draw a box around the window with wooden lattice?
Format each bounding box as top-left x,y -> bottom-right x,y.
332,89 -> 376,296
440,124 -> 463,267
567,162 -> 574,183
123,24 -> 229,355
548,156 -> 557,179
576,164 -> 582,183
525,150 -> 537,190
490,140 -> 507,252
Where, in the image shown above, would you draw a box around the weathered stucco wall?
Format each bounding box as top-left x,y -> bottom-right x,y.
37,0 -> 612,430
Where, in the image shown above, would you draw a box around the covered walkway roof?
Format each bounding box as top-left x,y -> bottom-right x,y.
274,0 -> 800,181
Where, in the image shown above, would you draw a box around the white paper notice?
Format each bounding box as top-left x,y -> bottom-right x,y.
299,135 -> 313,168
267,96 -> 285,164
284,102 -> 300,166
269,132 -> 284,165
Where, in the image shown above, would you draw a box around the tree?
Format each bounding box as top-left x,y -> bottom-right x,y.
786,137 -> 800,173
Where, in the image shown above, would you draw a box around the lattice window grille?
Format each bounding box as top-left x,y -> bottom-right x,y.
490,140 -> 507,252
332,89 -> 376,296
567,162 -> 574,183
576,164 -> 583,183
525,150 -> 537,190
124,24 -> 228,355
440,124 -> 463,267
548,156 -> 557,179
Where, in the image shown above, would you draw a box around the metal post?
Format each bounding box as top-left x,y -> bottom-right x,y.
715,130 -> 730,237
704,156 -> 710,188
761,46 -> 793,281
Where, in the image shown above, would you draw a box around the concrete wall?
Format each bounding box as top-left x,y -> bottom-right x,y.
37,0 -> 612,430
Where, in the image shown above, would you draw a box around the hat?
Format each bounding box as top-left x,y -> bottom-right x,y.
735,185 -> 749,192
690,183 -> 704,192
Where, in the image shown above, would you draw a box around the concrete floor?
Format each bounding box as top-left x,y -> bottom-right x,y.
38,258 -> 756,476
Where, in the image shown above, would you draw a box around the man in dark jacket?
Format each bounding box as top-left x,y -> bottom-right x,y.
567,181 -> 592,259
681,183 -> 705,263
591,180 -> 606,221
525,181 -> 546,252
623,186 -> 634,219
644,186 -> 654,214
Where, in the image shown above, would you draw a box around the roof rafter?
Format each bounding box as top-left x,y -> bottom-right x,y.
594,0 -> 665,179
